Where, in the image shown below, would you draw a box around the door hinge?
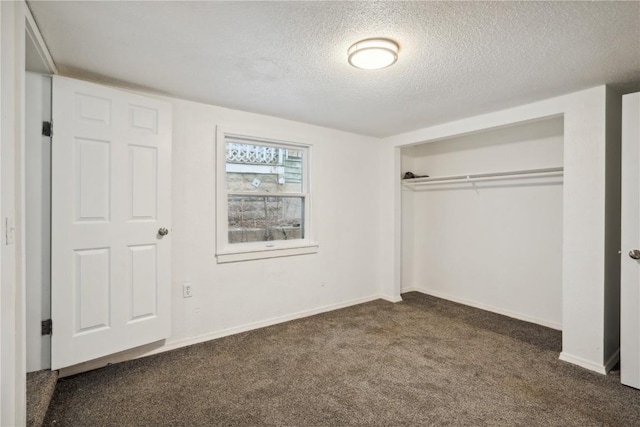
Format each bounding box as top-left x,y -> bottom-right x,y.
42,121 -> 52,137
41,319 -> 52,335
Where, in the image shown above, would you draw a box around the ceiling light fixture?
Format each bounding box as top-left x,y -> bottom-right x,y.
348,38 -> 399,70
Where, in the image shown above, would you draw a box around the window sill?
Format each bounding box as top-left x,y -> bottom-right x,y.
216,244 -> 319,263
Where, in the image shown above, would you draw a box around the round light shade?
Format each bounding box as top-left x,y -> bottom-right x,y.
348,38 -> 399,70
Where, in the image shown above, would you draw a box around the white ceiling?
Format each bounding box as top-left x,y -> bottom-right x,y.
28,1 -> 640,137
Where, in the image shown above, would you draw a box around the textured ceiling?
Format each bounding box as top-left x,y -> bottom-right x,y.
28,1 -> 640,137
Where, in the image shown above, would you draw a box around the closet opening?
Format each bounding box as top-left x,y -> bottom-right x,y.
400,116 -> 564,332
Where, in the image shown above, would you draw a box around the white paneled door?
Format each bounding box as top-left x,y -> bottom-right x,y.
51,76 -> 172,369
622,92 -> 640,389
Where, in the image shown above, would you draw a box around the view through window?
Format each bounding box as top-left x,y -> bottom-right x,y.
225,138 -> 307,244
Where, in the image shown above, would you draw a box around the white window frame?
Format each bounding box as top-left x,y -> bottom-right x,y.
216,126 -> 318,263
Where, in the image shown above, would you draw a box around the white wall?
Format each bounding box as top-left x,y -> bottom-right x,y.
168,98 -> 382,342
381,86 -> 622,374
377,141 -> 402,302
401,118 -> 564,329
57,93 -> 386,376
560,87 -> 611,373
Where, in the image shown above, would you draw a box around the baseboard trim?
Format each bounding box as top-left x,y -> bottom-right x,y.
60,294 -> 383,377
410,287 -> 562,331
146,294 -> 383,355
559,352 -> 608,375
379,294 -> 403,303
400,287 -> 421,293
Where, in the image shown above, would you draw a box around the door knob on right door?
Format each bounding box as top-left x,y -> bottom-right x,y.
629,249 -> 640,260
158,227 -> 169,236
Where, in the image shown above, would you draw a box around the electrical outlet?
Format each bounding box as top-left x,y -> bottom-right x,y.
183,283 -> 193,298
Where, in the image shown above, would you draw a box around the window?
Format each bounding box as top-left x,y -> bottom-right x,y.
216,127 -> 317,262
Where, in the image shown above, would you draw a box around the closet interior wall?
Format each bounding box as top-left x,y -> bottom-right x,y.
401,117 -> 564,329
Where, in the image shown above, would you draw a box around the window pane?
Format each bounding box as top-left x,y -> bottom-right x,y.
225,141 -> 303,193
228,196 -> 304,243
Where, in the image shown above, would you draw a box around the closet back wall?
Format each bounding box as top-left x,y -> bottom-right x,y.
402,117 -> 564,329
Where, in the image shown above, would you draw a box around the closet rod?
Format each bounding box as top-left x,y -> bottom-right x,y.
402,167 -> 563,187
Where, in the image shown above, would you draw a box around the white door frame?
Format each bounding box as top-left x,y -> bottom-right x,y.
1,1 -> 56,424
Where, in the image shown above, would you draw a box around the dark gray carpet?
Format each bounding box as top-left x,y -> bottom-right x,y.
27,369 -> 58,427
44,292 -> 640,426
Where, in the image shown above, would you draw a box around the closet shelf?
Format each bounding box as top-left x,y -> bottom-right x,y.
402,167 -> 563,190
